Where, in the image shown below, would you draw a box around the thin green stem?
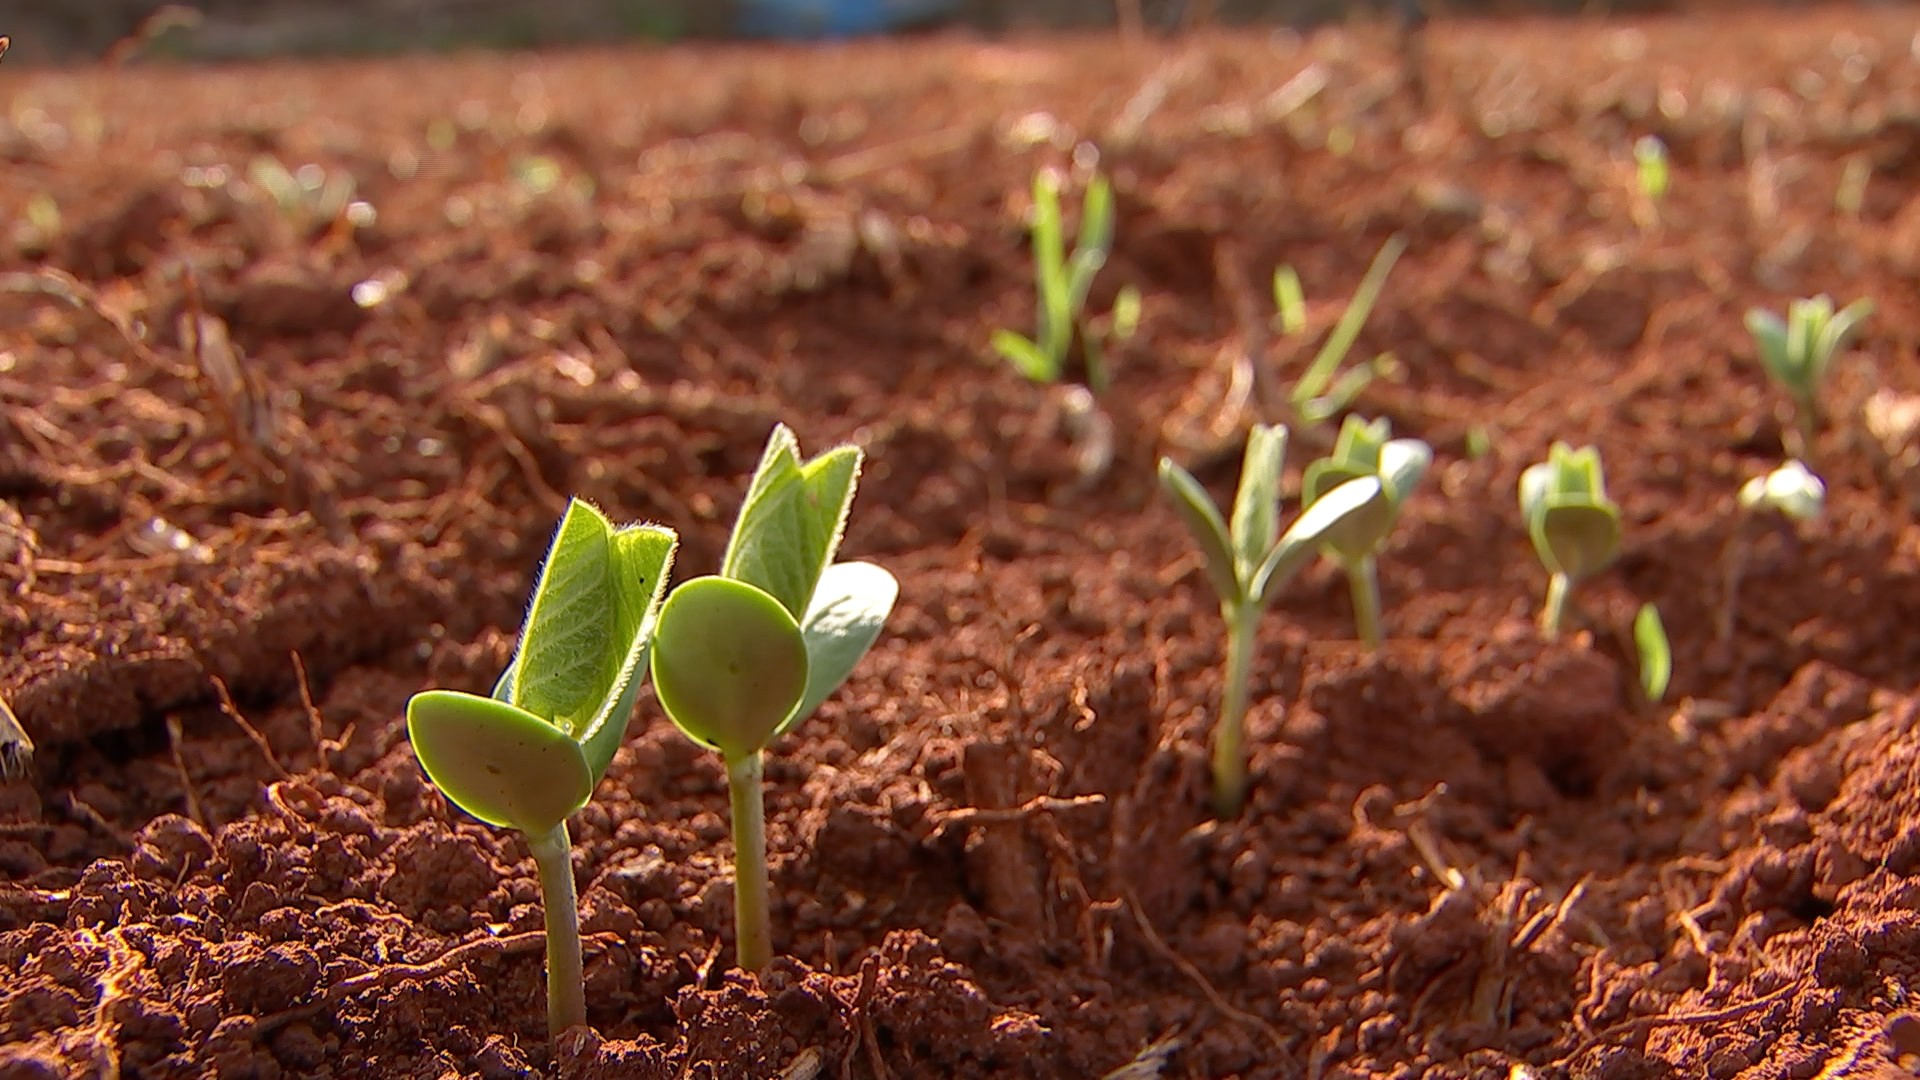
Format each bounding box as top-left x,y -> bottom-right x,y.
1348,555 -> 1382,650
725,751 -> 773,972
525,822 -> 584,1039
1213,601 -> 1261,818
1540,571 -> 1571,639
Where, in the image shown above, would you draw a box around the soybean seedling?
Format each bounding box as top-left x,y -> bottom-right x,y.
1159,424 -> 1390,817
991,167 -> 1141,396
649,425 -> 897,972
1300,416 -> 1432,649
1744,294 -> 1873,460
406,499 -> 677,1037
1271,234 -> 1406,430
1717,459 -> 1825,651
1519,443 -> 1621,639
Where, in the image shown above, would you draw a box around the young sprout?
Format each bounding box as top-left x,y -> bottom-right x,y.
1718,459 -> 1825,650
1519,443 -> 1621,639
1300,416 -> 1432,649
1159,424 -> 1389,817
991,167 -> 1141,395
1634,602 -> 1670,704
406,499 -> 677,1038
1272,234 -> 1406,428
1744,294 -> 1873,460
1633,135 -> 1669,229
649,425 -> 897,973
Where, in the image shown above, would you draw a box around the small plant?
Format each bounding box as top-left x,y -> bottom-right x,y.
1519,443 -> 1621,639
1633,602 -> 1670,704
406,499 -> 678,1038
1744,294 -> 1873,459
991,167 -> 1140,395
1159,424 -> 1389,816
1300,416 -> 1432,649
1271,234 -> 1407,429
1718,459 -> 1825,649
649,425 -> 897,972
1633,135 -> 1669,229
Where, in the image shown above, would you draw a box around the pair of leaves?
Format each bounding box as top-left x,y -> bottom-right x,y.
1744,295 -> 1873,404
408,501 -> 678,836
1300,416 -> 1432,563
651,425 -> 897,762
1159,423 -> 1387,610
1519,443 -> 1620,582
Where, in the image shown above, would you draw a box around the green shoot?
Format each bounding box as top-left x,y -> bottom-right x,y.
991,168 -> 1140,395
1159,424 -> 1390,817
1519,443 -> 1621,639
1719,459 -> 1825,650
1744,294 -> 1873,460
1633,135 -> 1668,229
1633,602 -> 1670,704
649,424 -> 897,973
406,499 -> 677,1038
1273,234 -> 1407,427
1300,416 -> 1432,649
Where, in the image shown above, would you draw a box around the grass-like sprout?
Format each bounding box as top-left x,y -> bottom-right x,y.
1717,459 -> 1825,651
1744,294 -> 1873,460
1159,424 -> 1388,817
406,499 -> 678,1037
992,167 -> 1141,395
1634,602 -> 1670,704
1519,443 -> 1621,639
1272,234 -> 1407,429
649,424 -> 897,972
1633,135 -> 1669,230
1300,416 -> 1432,649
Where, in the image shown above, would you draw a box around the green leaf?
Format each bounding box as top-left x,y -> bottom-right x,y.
992,330 -> 1059,384
1745,307 -> 1794,391
1159,457 -> 1242,603
1032,170 -> 1071,363
1229,424 -> 1287,585
1111,285 -> 1142,341
575,523 -> 677,785
1272,264 -> 1306,336
783,561 -> 898,735
721,427 -> 862,621
1532,500 -> 1621,580
1251,475 -> 1383,604
1293,234 -> 1406,409
1634,602 -> 1671,704
512,500 -> 618,732
650,576 -> 810,760
407,690 -> 593,835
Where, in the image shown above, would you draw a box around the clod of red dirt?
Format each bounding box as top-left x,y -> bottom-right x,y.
9,9 -> 1920,1077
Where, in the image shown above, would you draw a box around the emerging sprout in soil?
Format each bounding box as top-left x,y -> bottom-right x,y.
992,167 -> 1141,395
1633,135 -> 1669,228
1301,416 -> 1432,649
1159,424 -> 1388,817
1634,602 -> 1670,704
1718,459 -> 1825,650
406,499 -> 677,1038
1520,443 -> 1620,639
649,425 -> 897,973
1744,294 -> 1873,459
1272,234 -> 1406,428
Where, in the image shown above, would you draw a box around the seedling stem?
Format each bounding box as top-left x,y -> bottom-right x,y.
726,752 -> 773,972
526,824 -> 584,1036
1213,601 -> 1260,817
1541,571 -> 1572,640
1348,554 -> 1383,650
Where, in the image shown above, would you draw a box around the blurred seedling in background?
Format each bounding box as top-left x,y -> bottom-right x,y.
1632,135 -> 1668,230
1299,416 -> 1432,649
1270,233 -> 1406,431
1716,459 -> 1824,651
1744,294 -> 1872,461
239,155 -> 374,247
1519,443 -> 1620,639
407,500 -> 677,1038
992,167 -> 1141,481
649,425 -> 897,972
1634,602 -> 1670,705
1159,424 -> 1388,817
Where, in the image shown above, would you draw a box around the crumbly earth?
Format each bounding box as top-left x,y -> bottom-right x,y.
5,10 -> 1920,1078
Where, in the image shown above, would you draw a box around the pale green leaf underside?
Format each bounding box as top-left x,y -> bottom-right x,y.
785,560 -> 899,735
575,523 -> 678,783
407,689 -> 592,835
512,500 -> 617,732
1533,500 -> 1621,580
1229,424 -> 1286,585
651,576 -> 810,761
1252,475 -> 1383,603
